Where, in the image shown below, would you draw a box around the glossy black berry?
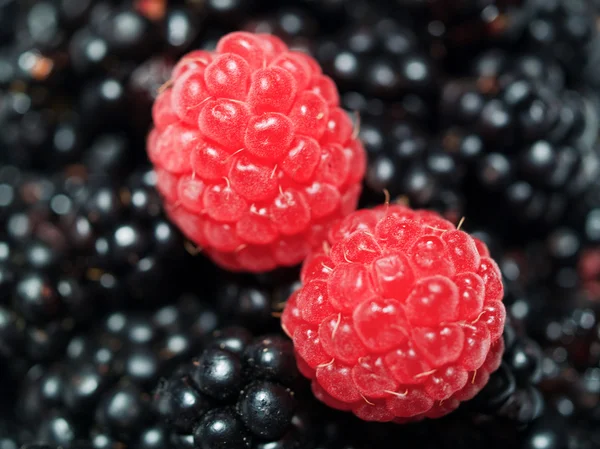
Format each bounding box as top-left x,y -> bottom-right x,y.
154,330 -> 318,449
189,349 -> 243,402
440,48 -> 599,239
237,381 -> 296,440
193,408 -> 251,449
95,384 -> 151,441
15,295 -> 219,446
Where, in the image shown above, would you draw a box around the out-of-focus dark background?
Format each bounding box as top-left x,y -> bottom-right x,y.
2,1 -> 600,448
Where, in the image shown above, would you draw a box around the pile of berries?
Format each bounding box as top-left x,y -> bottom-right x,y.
1,1 -> 600,449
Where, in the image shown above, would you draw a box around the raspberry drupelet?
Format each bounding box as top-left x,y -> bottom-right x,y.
147,32 -> 366,272
282,204 -> 507,422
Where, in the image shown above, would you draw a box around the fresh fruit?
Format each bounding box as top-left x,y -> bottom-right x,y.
147,31 -> 366,272
440,49 -> 599,240
153,327 -> 319,448
316,16 -> 438,125
0,166 -> 199,378
15,295 -> 219,447
359,110 -> 465,221
215,273 -> 301,332
282,204 -> 506,421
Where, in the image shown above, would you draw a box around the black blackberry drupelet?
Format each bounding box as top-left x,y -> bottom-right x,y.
153,327 -> 320,449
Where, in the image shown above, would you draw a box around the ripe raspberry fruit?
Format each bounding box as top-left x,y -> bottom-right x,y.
282,205 -> 506,422
147,32 -> 366,272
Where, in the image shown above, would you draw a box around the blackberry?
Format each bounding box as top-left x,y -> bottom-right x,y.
0,167 -> 202,372
556,181 -> 600,299
580,246 -> 600,301
285,0 -> 354,29
0,417 -> 24,449
215,274 -> 301,333
153,328 -> 319,449
0,0 -> 16,43
412,0 -> 598,85
360,110 -> 466,222
531,290 -> 600,373
439,49 -> 599,240
465,319 -> 544,427
0,1 -> 201,172
0,169 -> 85,366
537,354 -> 600,449
570,179 -> 600,248
519,0 -> 599,84
127,56 -> 174,140
316,16 -> 439,124
63,167 -> 198,304
242,6 -> 320,54
16,295 -> 219,447
410,1 -> 531,67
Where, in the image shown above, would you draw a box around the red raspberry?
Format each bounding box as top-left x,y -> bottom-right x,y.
282,204 -> 506,422
147,32 -> 366,272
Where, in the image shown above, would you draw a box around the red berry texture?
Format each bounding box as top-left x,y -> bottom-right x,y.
282,204 -> 507,422
147,32 -> 366,272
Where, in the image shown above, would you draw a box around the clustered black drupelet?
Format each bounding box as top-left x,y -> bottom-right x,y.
153,328 -> 317,449
13,295 -> 219,448
0,166 -> 202,378
1,1 -> 600,449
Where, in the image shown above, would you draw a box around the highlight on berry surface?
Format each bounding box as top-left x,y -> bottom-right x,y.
147,31 -> 367,273
282,204 -> 507,422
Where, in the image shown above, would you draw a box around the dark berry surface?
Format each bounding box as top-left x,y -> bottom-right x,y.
2,0 -> 600,448
14,295 -> 219,447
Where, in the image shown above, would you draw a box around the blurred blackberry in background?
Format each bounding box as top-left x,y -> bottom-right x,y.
579,246 -> 600,301
519,0 -> 599,86
215,274 -> 301,333
62,167 -> 200,305
463,319 -> 544,428
536,350 -> 600,449
401,0 -> 599,87
0,169 -> 88,368
359,110 -> 466,222
242,6 -> 321,54
0,416 -> 24,449
0,0 -> 218,172
15,295 -> 218,448
385,0 -> 529,74
316,16 -> 439,126
0,166 -> 208,378
439,49 -> 599,241
528,288 -> 600,373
